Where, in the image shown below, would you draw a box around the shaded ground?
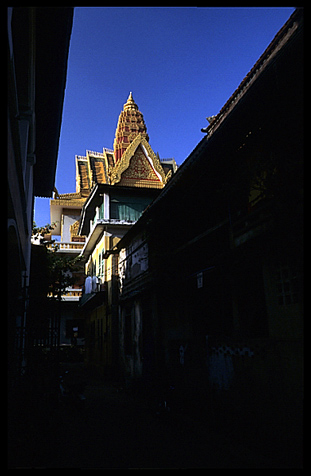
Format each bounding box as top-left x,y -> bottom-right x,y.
8,363 -> 302,469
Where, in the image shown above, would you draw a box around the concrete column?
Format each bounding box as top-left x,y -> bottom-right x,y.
103,193 -> 109,220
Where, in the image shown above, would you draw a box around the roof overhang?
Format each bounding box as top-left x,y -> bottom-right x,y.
79,220 -> 133,261
33,8 -> 74,197
202,8 -> 302,137
78,184 -> 102,236
79,221 -> 106,261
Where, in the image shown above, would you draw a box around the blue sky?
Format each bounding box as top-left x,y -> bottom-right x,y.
34,6 -> 295,227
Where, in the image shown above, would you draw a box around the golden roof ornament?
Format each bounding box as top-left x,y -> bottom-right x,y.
124,91 -> 138,111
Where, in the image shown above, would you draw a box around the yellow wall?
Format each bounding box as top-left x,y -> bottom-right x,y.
86,303 -> 112,376
85,233 -> 121,283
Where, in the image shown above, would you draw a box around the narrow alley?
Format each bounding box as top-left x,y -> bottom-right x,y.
9,363 -> 301,469
8,7 -> 303,470
9,374 -> 226,469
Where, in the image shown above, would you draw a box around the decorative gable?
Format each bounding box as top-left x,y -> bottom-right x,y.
110,134 -> 169,189
119,145 -> 161,186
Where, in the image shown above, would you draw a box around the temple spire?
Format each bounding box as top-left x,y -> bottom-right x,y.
113,92 -> 149,162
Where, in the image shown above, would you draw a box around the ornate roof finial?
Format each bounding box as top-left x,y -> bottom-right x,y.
124,91 -> 138,111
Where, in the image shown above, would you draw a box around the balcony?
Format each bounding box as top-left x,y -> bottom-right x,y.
47,287 -> 83,301
81,216 -> 135,261
61,287 -> 83,301
90,217 -> 136,235
79,277 -> 108,309
90,203 -> 137,235
47,241 -> 85,253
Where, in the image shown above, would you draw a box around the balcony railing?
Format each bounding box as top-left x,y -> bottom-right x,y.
47,241 -> 85,252
62,288 -> 83,300
90,216 -> 136,235
63,288 -> 83,296
47,288 -> 83,301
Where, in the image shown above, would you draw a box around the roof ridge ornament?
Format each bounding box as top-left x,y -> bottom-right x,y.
124,91 -> 138,111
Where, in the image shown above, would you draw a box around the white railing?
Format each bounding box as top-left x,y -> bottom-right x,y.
47,241 -> 85,252
90,217 -> 137,235
62,288 -> 83,298
47,288 -> 83,299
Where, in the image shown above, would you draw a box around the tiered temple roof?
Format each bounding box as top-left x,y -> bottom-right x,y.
74,92 -> 175,193
51,93 -> 177,233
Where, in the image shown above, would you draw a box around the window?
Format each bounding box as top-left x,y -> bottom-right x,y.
98,250 -> 105,277
98,203 -> 105,220
276,264 -> 299,306
98,252 -> 101,276
110,194 -> 151,222
98,251 -> 104,277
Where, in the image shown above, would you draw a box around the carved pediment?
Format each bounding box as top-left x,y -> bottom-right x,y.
121,146 -> 160,181
110,134 -> 166,188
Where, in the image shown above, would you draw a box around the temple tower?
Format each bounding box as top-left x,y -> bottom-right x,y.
113,92 -> 149,163
51,92 -> 177,238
